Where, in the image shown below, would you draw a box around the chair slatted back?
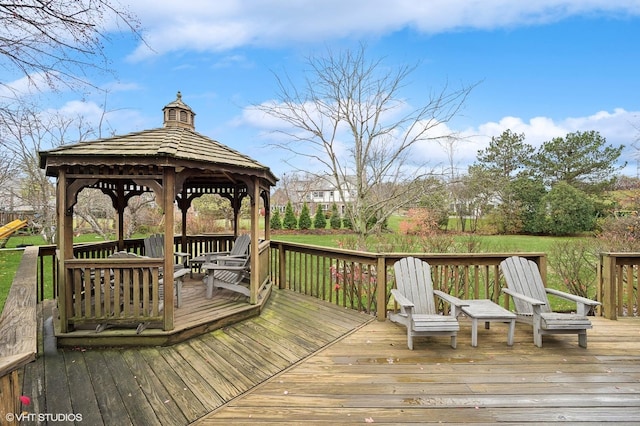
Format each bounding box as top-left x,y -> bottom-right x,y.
500,256 -> 551,315
393,257 -> 437,315
230,234 -> 251,257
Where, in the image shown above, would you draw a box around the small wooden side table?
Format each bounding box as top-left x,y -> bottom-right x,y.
461,299 -> 516,347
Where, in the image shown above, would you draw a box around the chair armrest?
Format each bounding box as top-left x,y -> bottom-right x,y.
390,289 -> 414,309
433,290 -> 468,308
434,290 -> 468,317
545,288 -> 601,306
545,288 -> 601,315
502,288 -> 546,306
173,268 -> 190,279
204,251 -> 231,261
208,254 -> 248,266
201,262 -> 247,272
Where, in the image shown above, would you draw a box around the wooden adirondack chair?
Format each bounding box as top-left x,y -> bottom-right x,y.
500,256 -> 601,348
202,255 -> 251,298
389,257 -> 467,349
143,234 -> 190,270
189,234 -> 250,273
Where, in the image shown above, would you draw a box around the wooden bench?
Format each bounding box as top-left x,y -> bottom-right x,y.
0,246 -> 38,418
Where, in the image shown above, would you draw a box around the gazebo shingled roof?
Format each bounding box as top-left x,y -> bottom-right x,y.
40,123 -> 276,183
38,92 -> 277,334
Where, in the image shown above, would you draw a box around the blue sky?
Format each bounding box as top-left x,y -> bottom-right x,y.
7,1 -> 640,178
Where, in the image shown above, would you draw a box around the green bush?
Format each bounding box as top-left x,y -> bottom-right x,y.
298,202 -> 312,230
538,182 -> 595,235
330,204 -> 341,229
342,215 -> 353,230
282,201 -> 298,230
313,206 -> 327,229
270,209 -> 282,230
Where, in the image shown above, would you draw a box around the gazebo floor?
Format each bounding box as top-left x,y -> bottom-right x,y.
21,290 -> 640,425
53,274 -> 269,347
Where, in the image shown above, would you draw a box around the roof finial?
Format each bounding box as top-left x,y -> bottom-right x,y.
176,91 -> 182,101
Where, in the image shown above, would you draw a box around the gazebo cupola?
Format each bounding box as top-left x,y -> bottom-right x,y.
163,91 -> 195,130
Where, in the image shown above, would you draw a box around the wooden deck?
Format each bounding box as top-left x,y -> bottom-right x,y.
20,289 -> 372,425
19,290 -> 640,425
201,314 -> 640,425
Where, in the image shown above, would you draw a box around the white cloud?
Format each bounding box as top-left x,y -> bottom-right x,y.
242,103 -> 640,176
0,73 -> 55,99
121,1 -> 640,60
434,108 -> 640,175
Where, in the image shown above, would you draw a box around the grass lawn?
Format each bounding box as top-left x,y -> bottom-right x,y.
271,231 -> 575,253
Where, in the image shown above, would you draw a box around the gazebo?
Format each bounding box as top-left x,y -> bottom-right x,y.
39,93 -> 277,341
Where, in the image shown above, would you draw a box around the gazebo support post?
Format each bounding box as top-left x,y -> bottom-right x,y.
57,170 -> 72,332
250,176 -> 260,304
116,184 -> 126,251
163,168 -> 175,330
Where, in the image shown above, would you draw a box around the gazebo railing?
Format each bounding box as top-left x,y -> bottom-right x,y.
63,257 -> 164,330
36,234 -> 240,302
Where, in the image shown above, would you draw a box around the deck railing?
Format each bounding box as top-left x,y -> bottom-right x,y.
269,241 -> 548,320
0,246 -> 38,418
599,253 -> 640,319
32,241 -> 640,322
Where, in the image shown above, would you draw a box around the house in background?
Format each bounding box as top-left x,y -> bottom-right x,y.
271,173 -> 355,216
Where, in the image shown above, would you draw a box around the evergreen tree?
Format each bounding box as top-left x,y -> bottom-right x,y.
530,130 -> 624,194
330,203 -> 341,229
283,201 -> 298,229
270,209 -> 282,230
537,182 -> 596,236
298,202 -> 312,230
313,205 -> 327,229
342,215 -> 353,230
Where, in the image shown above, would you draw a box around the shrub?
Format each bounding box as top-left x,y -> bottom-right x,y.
342,215 -> 353,230
270,209 -> 282,230
313,205 -> 327,229
549,239 -> 599,299
283,201 -> 298,230
298,202 -> 312,230
329,203 -> 341,229
597,215 -> 640,251
538,182 -> 595,235
399,208 -> 439,236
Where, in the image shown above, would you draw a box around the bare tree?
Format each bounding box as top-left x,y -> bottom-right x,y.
0,0 -> 142,93
0,104 -> 72,241
0,101 -> 109,241
257,45 -> 476,241
0,1 -> 143,240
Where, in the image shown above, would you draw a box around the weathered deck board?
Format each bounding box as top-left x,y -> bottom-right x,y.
19,289 -> 372,424
199,316 -> 640,424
